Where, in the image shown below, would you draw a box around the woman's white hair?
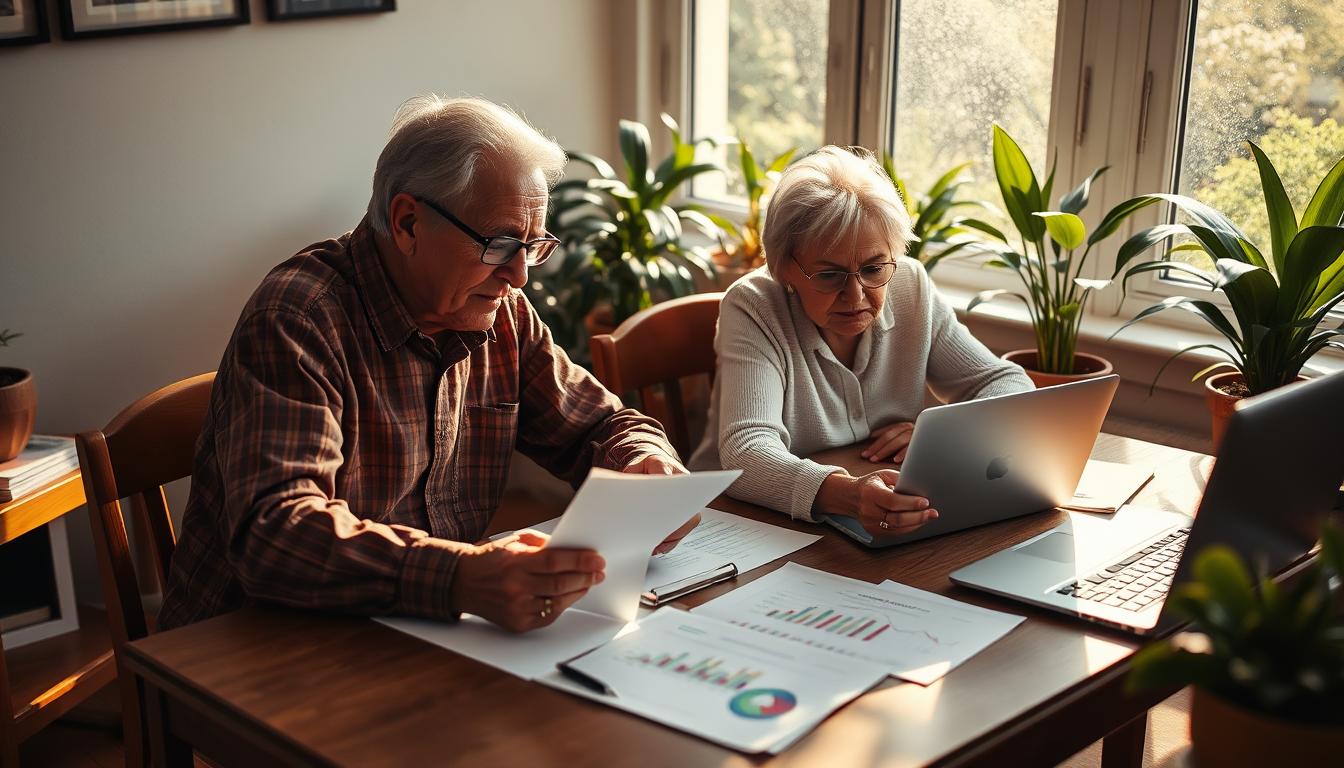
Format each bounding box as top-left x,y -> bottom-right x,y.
761,146 -> 914,279
366,94 -> 567,236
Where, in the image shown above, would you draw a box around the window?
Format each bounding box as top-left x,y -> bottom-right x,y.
889,0 -> 1060,220
690,0 -> 833,202
1132,0 -> 1344,294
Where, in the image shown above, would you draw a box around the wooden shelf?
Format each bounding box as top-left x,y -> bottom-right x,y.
0,470 -> 85,546
5,604 -> 115,742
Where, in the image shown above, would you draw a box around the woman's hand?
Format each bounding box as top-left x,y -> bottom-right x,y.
862,421 -> 915,464
816,469 -> 938,536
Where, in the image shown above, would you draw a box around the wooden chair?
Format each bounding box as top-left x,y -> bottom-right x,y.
590,293 -> 723,459
75,372 -> 214,768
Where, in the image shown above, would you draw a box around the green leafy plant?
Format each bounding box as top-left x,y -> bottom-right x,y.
964,125 -> 1113,374
531,114 -> 726,362
1128,522 -> 1344,725
713,142 -> 795,271
880,154 -> 993,272
1094,144 -> 1344,395
0,330 -> 19,347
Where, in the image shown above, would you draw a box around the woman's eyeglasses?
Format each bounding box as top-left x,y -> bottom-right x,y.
792,259 -> 897,293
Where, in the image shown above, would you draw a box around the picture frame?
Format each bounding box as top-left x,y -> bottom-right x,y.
59,0 -> 249,40
267,0 -> 395,22
0,0 -> 49,46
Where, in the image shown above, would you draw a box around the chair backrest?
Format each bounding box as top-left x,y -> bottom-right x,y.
590,293 -> 723,458
75,372 -> 214,648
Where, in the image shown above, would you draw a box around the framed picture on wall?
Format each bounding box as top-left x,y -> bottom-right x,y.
267,0 -> 395,22
0,0 -> 49,46
59,0 -> 249,40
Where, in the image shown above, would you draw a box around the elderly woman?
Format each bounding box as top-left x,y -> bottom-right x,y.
689,146 -> 1032,537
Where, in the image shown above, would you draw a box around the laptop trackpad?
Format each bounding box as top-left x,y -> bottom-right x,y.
1017,532 -> 1077,563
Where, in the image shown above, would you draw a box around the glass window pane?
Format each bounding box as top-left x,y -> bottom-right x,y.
889,0 -> 1059,229
691,0 -> 830,201
1173,0 -> 1344,274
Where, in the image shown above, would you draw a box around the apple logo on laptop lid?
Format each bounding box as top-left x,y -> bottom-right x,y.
986,456 -> 1012,480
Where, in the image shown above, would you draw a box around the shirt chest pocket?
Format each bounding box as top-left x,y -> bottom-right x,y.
456,402 -> 520,514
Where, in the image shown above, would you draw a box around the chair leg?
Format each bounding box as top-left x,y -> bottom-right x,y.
141,679 -> 190,768
1101,710 -> 1148,768
120,669 -> 145,768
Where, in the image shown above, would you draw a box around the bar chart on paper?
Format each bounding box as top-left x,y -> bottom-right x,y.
694,563 -> 1024,684
625,650 -> 763,690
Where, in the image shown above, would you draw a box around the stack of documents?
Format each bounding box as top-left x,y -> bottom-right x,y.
0,436 -> 78,503
1063,460 -> 1155,513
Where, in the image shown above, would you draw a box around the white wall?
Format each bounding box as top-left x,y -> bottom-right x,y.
0,0 -> 623,601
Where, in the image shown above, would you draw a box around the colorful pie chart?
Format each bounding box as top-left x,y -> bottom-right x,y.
728,688 -> 798,719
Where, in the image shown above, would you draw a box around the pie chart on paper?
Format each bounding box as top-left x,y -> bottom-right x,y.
728,688 -> 798,719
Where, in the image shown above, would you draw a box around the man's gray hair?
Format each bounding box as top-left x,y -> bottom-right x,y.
367,94 -> 567,236
761,146 -> 914,279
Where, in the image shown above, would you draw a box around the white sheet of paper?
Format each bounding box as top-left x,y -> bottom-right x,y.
515,508 -> 821,593
547,468 -> 740,621
1063,460 -> 1155,513
693,562 -> 1024,685
375,609 -> 633,680
537,608 -> 887,754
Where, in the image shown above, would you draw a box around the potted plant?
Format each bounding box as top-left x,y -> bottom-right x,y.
0,329 -> 35,462
880,154 -> 993,273
708,142 -> 795,289
1127,522 -> 1344,766
530,114 -> 726,364
1096,144 -> 1344,447
965,125 -> 1115,386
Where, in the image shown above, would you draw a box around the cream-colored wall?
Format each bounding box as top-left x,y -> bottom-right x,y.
0,0 -> 622,600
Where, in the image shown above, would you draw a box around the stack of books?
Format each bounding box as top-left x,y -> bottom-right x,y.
0,435 -> 79,503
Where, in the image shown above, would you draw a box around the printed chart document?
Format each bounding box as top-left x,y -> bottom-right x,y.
378,468 -> 739,676
693,562 -> 1024,685
539,608 -> 887,754
514,508 -> 821,596
1062,460 -> 1155,513
549,468 -> 741,621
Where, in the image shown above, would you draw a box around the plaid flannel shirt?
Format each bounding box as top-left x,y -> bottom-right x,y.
159,220 -> 675,629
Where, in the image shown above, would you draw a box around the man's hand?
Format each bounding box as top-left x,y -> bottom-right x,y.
862,421 -> 915,463
622,453 -> 700,554
450,530 -> 605,633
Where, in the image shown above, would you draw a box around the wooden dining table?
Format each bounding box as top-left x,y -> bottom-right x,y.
122,433 -> 1212,767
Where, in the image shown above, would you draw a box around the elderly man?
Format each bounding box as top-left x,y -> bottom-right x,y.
160,96 -> 695,633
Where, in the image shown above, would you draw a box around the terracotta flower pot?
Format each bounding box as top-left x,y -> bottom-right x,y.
0,367 -> 36,462
1001,349 -> 1114,389
1204,371 -> 1307,452
1190,688 -> 1344,767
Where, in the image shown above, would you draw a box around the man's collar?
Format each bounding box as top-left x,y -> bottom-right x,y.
350,219 -> 500,355
350,218 -> 421,353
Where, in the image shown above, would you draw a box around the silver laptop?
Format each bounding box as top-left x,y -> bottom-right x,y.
826,375 -> 1120,547
951,371 -> 1344,635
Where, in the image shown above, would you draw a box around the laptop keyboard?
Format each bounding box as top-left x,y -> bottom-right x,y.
1055,528 -> 1190,612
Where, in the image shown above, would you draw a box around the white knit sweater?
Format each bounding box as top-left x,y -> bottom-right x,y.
688,260 -> 1033,521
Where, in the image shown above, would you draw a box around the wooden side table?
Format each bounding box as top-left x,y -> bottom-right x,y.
0,470 -> 116,767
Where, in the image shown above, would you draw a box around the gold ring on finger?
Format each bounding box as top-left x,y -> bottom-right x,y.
540,597 -> 553,618
878,518 -> 890,529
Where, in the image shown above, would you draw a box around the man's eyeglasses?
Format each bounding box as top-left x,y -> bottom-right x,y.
793,258 -> 898,294
415,196 -> 561,267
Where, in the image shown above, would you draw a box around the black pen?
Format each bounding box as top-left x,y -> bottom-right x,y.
556,661 -> 618,697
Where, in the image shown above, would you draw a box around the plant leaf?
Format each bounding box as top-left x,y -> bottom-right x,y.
618,119 -> 652,191
1248,142 -> 1298,275
1059,166 -> 1110,214
1035,211 -> 1086,251
1300,152 -> 1344,228
967,288 -> 1030,313
567,151 -> 617,180
992,124 -> 1044,241
1276,226 -> 1344,322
